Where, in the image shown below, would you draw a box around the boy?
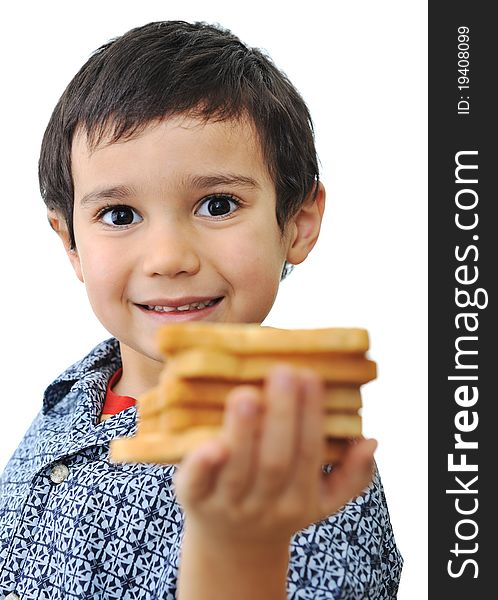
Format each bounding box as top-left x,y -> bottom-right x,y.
0,21 -> 402,599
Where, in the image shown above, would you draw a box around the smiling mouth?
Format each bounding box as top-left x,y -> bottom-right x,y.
137,297 -> 223,313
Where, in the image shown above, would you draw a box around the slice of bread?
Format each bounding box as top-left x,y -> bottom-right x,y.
157,323 -> 370,355
139,379 -> 361,417
163,349 -> 376,383
111,431 -> 352,465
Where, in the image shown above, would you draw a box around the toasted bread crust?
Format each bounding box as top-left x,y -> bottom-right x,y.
139,380 -> 361,417
163,349 -> 376,384
111,430 -> 352,465
157,323 -> 370,355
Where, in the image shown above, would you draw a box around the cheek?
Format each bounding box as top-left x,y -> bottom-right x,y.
79,237 -> 112,273
218,229 -> 284,290
78,242 -> 128,299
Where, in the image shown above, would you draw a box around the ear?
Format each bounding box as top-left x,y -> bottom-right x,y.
47,209 -> 84,283
285,182 -> 326,266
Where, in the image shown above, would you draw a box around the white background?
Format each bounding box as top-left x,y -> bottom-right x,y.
0,1 -> 427,598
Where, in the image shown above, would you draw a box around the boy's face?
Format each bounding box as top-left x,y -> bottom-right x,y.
55,115 -> 323,376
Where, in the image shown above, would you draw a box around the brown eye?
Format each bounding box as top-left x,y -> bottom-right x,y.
196,195 -> 240,218
100,205 -> 142,226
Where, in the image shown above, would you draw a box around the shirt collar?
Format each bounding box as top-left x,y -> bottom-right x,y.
43,337 -> 122,413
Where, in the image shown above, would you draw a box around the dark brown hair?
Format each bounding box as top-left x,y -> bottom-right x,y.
39,21 -> 320,255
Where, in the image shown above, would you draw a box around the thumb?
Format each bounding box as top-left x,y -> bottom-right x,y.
319,438 -> 377,518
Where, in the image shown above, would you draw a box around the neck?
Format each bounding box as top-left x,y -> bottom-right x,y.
114,342 -> 164,398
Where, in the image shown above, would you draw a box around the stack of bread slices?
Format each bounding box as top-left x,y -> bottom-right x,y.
111,322 -> 376,465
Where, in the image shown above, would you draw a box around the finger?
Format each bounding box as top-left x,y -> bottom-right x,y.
319,438 -> 377,518
173,439 -> 228,507
253,364 -> 299,499
287,370 -> 326,493
216,385 -> 262,501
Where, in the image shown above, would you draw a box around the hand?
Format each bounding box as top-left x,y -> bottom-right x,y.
173,364 -> 376,547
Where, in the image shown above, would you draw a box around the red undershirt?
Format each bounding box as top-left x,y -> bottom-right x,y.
102,368 -> 136,416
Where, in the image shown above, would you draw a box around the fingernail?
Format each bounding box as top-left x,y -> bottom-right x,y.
198,440 -> 227,466
271,365 -> 294,389
236,396 -> 259,417
301,372 -> 323,397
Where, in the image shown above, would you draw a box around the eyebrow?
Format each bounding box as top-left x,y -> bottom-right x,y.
79,185 -> 136,207
182,173 -> 261,190
79,173 -> 260,207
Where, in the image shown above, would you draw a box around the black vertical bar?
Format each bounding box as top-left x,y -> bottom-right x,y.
429,3 -> 495,597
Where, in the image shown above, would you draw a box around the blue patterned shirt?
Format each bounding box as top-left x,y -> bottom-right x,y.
0,338 -> 402,599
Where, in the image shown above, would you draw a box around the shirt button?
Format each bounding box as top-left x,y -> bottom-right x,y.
50,463 -> 69,484
5,592 -> 20,599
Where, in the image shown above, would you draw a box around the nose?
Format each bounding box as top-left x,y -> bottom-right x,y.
141,220 -> 201,277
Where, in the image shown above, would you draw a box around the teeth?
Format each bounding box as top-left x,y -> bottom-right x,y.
176,304 -> 191,311
147,305 -> 176,312
146,299 -> 218,312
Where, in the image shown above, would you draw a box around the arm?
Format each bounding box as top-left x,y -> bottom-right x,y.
174,366 -> 377,600
179,527 -> 290,600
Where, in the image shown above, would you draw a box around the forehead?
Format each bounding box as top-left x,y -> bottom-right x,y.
71,115 -> 272,195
